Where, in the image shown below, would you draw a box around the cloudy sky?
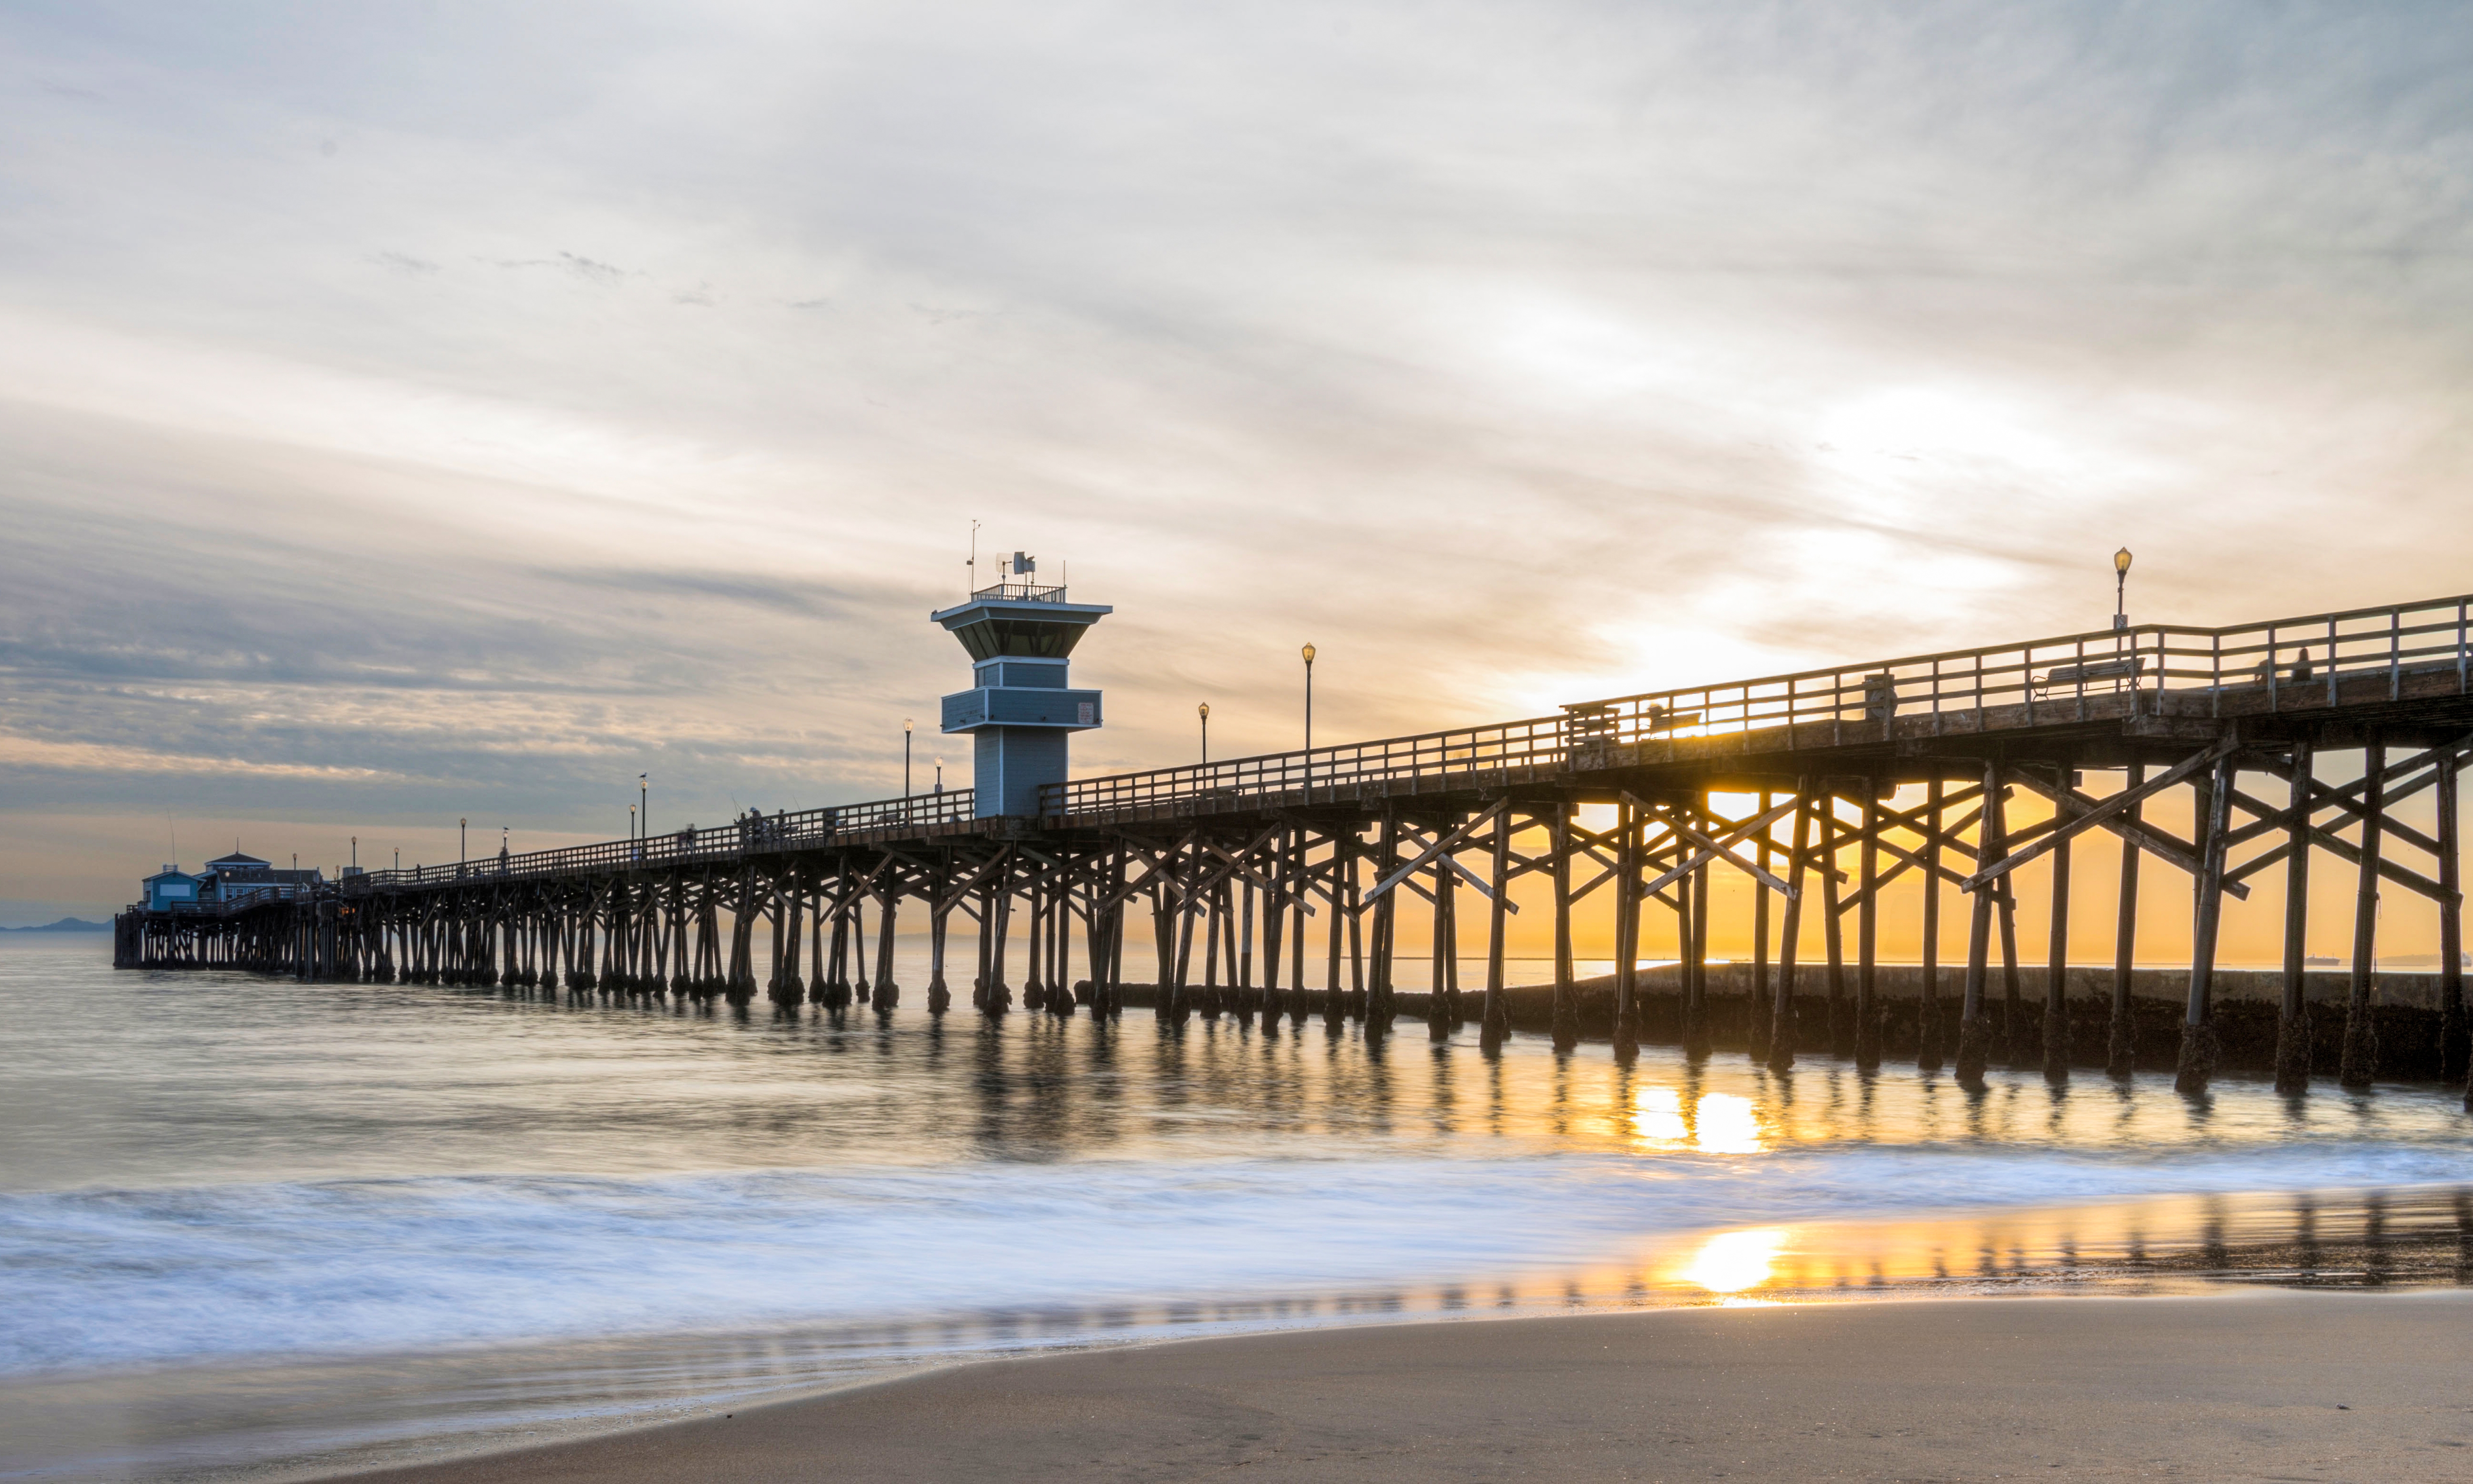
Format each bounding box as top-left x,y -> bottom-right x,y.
3,1 -> 2470,922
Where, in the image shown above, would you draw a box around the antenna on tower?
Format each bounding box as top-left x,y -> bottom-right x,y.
968,520 -> 981,597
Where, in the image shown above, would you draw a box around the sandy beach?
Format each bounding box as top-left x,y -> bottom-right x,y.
330,1290 -> 2473,1483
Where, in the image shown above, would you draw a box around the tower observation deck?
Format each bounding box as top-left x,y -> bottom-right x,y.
931,561 -> 1111,818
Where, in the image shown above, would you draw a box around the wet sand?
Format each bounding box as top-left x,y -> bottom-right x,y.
332,1290 -> 2473,1483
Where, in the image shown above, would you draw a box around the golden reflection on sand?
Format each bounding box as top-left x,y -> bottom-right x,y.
1678,1227 -> 1789,1302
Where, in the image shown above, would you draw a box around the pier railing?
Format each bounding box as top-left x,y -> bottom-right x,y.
348,790 -> 978,890
1042,591 -> 2473,821
324,589 -> 2473,891
1565,591 -> 2472,755
1045,715 -> 1569,823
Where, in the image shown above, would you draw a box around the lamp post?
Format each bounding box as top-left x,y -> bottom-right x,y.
640,773 -> 648,838
934,756 -> 944,794
2113,548 -> 2134,633
351,836 -> 356,870
904,719 -> 914,798
1301,643 -> 1316,799
459,818 -> 466,863
629,804 -> 636,841
1199,702 -> 1210,765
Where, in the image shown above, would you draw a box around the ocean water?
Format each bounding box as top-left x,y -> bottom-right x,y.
6,933 -> 2473,1481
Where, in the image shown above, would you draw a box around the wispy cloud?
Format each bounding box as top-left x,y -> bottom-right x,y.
2,0 -> 2471,917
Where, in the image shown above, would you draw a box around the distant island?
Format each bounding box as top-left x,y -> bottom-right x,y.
4,917 -> 111,933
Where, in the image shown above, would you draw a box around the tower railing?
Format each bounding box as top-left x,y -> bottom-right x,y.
968,581 -> 1070,602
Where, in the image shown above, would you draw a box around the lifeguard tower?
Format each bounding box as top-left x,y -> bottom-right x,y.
931,555 -> 1111,818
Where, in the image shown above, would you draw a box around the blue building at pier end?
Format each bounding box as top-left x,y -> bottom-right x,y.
932,569 -> 1111,819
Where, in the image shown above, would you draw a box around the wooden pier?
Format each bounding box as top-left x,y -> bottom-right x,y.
117,589 -> 2473,1100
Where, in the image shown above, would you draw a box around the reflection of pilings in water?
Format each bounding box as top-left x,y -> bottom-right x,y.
2200,1197 -> 2229,1271
2365,1192 -> 2391,1286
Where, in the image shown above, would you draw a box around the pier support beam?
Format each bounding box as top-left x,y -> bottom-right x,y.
874,892 -> 900,1010
2341,736 -> 2387,1089
2440,755 -> 2467,1100
1683,844 -> 1712,1062
1823,799 -> 1849,1057
2109,762 -> 2144,1079
2043,766 -> 2072,1086
1749,791 -> 1774,1065
928,897 -> 952,1014
1551,808 -> 1578,1054
1765,786 -> 1812,1074
2275,742 -> 2314,1095
1855,785 -> 1882,1071
1611,800 -> 1640,1064
1957,760 -> 2001,1091
2175,750 -> 2236,1096
1481,812 -> 1512,1052
1918,778 -> 1945,1073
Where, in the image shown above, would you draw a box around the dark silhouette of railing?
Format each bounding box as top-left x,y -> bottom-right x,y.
352,790 -> 978,889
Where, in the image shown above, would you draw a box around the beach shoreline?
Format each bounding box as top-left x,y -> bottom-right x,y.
317,1288 -> 2473,1483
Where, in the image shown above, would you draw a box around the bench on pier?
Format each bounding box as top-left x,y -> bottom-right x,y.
2037,656 -> 2144,693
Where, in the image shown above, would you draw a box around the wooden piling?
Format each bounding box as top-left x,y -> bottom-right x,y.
1917,776 -> 1945,1073
1998,830 -> 2029,1072
2043,765 -> 2072,1085
1956,759 -> 2000,1091
2341,735 -> 2386,1089
1289,827 -> 1310,1027
2175,750 -> 2236,1096
1766,785 -> 1812,1073
2108,761 -> 2143,1078
1482,809 -> 1511,1051
1855,784 -> 1882,1071
928,896 -> 952,1014
1551,807 -> 1578,1054
1262,833 -> 1288,1029
874,892 -> 900,1009
1688,854 -> 1712,1061
1612,799 -> 1640,1063
1749,790 -> 1774,1064
1823,797 -> 1850,1058
2275,741 -> 2314,1094
1325,836 -> 1348,1029
2439,753 -> 2466,1096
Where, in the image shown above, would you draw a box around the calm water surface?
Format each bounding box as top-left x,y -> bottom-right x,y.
5,934 -> 2472,1481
